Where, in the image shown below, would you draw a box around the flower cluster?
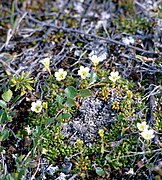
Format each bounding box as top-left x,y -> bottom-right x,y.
137,121 -> 155,140
34,55 -> 122,114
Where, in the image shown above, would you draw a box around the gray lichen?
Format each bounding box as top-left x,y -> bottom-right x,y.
61,97 -> 116,146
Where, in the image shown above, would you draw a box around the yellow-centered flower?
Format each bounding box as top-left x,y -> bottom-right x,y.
137,121 -> 149,132
31,100 -> 42,113
78,66 -> 90,79
140,129 -> 155,140
54,69 -> 67,81
89,55 -> 105,66
109,71 -> 120,83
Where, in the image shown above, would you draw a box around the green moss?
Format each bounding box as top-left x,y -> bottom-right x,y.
43,125 -> 76,161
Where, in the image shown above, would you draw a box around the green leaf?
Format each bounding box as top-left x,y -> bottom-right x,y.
0,146 -> 4,153
65,86 -> 77,98
79,89 -> 92,97
89,72 -> 97,85
2,89 -> 13,102
6,173 -> 15,180
105,154 -> 111,161
66,98 -> 76,107
61,113 -> 72,120
0,110 -> 7,123
0,100 -> 7,108
56,95 -> 64,107
25,71 -> 31,78
25,84 -> 33,91
57,113 -> 72,121
18,155 -> 25,162
7,114 -> 12,122
117,114 -> 124,122
1,129 -> 9,141
95,167 -> 106,176
47,117 -> 54,125
159,3 -> 162,10
146,163 -> 154,169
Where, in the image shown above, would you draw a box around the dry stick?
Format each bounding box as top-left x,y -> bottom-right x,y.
4,12 -> 27,49
135,0 -> 162,12
142,85 -> 162,101
31,156 -> 41,180
13,1 -> 162,57
28,15 -> 162,56
105,148 -> 162,161
0,59 -> 17,74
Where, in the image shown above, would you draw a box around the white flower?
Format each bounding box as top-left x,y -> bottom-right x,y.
24,125 -> 32,135
54,69 -> 67,81
109,71 -> 120,83
31,100 -> 42,113
78,66 -> 90,79
122,36 -> 135,45
126,168 -> 134,175
40,57 -> 51,74
40,57 -> 50,69
89,54 -> 106,66
140,129 -> 155,140
137,121 -> 149,132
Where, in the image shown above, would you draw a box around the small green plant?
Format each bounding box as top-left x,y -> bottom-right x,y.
75,139 -> 91,179
0,89 -> 13,124
64,86 -> 92,108
10,71 -> 34,96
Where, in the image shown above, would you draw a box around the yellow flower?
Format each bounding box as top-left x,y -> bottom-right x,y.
137,121 -> 149,132
76,139 -> 83,152
54,69 -> 67,81
112,101 -> 119,110
140,129 -> 155,140
99,129 -> 104,138
31,100 -> 42,113
42,102 -> 48,109
109,71 -> 120,83
78,66 -> 90,79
